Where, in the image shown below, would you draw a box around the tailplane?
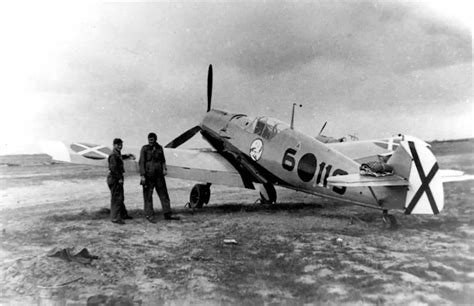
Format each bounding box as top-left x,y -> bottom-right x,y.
328,135 -> 446,214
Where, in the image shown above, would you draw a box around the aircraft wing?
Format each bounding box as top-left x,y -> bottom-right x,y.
164,148 -> 246,188
4,141 -> 246,188
327,173 -> 409,187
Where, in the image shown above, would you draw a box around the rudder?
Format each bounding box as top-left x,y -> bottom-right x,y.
388,136 -> 443,214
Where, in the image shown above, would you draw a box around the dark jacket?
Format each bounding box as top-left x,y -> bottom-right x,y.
108,148 -> 124,180
139,142 -> 166,177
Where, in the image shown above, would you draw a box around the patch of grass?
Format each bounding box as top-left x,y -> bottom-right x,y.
1,226 -> 55,247
45,209 -> 109,222
44,208 -> 151,222
143,265 -> 169,279
149,222 -> 328,302
60,225 -> 86,232
432,256 -> 474,275
437,284 -> 472,305
347,255 -> 385,271
319,256 -> 347,271
391,264 -> 431,279
403,215 -> 465,232
426,262 -> 462,282
196,202 -> 325,215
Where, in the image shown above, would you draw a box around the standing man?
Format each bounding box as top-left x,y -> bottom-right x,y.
107,138 -> 132,224
139,132 -> 180,222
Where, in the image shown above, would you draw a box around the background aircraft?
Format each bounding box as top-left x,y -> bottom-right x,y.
32,65 -> 468,226
315,121 -> 348,143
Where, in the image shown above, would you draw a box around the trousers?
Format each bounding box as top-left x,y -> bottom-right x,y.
107,175 -> 128,221
143,175 -> 171,217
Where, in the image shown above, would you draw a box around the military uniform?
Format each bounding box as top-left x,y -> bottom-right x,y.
139,142 -> 172,218
107,147 -> 129,222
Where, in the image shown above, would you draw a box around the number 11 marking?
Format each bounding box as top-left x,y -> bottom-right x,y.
316,162 -> 332,187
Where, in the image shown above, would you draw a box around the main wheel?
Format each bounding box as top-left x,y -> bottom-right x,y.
189,184 -> 211,208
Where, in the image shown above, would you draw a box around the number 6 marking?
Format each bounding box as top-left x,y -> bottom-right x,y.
282,148 -> 297,171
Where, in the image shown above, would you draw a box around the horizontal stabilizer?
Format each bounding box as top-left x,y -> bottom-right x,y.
327,173 -> 409,187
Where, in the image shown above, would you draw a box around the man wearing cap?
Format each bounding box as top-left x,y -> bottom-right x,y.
107,138 -> 132,224
139,132 -> 180,222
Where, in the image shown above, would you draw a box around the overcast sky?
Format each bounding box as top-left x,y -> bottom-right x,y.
0,1 -> 472,150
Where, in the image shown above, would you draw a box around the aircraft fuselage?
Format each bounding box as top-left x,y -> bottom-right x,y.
200,109 -> 398,208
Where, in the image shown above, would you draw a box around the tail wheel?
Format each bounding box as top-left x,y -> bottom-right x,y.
382,212 -> 399,229
189,184 -> 211,208
259,183 -> 277,204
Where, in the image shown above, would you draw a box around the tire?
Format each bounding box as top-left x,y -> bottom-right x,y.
383,214 -> 399,230
189,184 -> 211,208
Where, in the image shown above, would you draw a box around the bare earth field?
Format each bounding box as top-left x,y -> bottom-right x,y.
0,140 -> 473,305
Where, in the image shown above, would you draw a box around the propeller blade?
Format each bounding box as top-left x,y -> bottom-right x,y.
318,121 -> 327,135
207,65 -> 213,112
165,126 -> 202,148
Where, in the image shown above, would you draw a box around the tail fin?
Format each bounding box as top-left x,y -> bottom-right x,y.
388,136 -> 443,214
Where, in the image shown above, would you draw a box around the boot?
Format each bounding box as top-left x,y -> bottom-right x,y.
146,216 -> 157,223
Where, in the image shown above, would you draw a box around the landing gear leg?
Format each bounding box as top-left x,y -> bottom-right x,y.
257,183 -> 277,204
382,210 -> 398,229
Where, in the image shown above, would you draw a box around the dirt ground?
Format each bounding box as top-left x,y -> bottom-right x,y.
0,140 -> 473,305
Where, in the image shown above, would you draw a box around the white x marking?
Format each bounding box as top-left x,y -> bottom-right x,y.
73,143 -> 109,158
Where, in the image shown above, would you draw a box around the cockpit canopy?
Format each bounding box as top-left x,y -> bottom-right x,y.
250,116 -> 289,140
